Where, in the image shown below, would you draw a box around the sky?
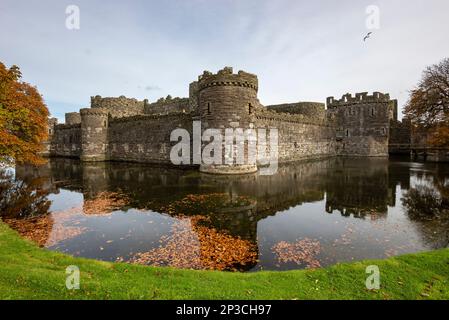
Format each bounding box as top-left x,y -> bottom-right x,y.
1,0 -> 448,121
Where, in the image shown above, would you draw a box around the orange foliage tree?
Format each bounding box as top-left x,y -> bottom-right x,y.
0,62 -> 49,165
404,58 -> 449,147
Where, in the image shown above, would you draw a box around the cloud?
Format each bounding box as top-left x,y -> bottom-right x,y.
1,0 -> 448,120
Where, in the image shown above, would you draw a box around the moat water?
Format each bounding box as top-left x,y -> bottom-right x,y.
2,157 -> 449,271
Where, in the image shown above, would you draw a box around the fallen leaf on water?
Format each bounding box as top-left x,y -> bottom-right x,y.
130,215 -> 257,271
83,191 -> 130,215
272,238 -> 321,269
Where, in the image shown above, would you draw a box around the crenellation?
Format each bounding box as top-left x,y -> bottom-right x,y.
90,95 -> 145,118
327,92 -> 392,107
327,91 -> 398,157
144,96 -> 190,115
198,67 -> 258,92
109,112 -> 192,124
46,67 -> 411,173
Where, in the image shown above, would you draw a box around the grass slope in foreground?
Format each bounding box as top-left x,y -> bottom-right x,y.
0,222 -> 448,300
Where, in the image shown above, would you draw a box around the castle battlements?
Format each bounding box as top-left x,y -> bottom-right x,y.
89,95 -> 146,118
90,95 -> 146,109
108,111 -> 191,124
80,107 -> 109,116
198,67 -> 258,91
152,95 -> 186,104
326,92 -> 392,108
47,67 -> 411,174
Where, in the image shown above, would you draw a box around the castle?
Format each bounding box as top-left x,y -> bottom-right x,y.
46,67 -> 411,174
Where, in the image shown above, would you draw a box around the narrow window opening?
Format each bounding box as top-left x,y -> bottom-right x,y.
207,102 -> 211,115
346,129 -> 350,137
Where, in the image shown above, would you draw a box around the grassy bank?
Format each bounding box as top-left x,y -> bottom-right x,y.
0,222 -> 448,300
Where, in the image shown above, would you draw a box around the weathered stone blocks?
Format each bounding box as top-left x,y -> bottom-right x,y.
80,108 -> 109,162
47,68 -> 413,173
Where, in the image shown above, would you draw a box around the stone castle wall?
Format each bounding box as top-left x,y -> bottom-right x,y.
65,112 -> 81,125
48,67 -> 411,173
144,96 -> 191,115
91,95 -> 145,118
327,92 -> 396,157
108,112 -> 193,164
41,118 -> 58,156
389,118 -> 412,154
255,108 -> 336,163
266,102 -> 326,121
50,123 -> 82,157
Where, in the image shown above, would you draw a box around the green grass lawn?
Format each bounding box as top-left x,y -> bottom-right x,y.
0,221 -> 448,300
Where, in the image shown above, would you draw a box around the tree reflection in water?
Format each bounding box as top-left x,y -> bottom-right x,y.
0,169 -> 53,246
402,178 -> 449,248
0,170 -> 51,219
402,186 -> 447,219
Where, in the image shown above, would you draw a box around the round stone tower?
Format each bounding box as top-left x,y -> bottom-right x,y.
198,67 -> 259,174
65,112 -> 81,125
80,108 -> 109,161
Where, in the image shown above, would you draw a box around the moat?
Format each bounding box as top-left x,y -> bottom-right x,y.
2,157 -> 449,272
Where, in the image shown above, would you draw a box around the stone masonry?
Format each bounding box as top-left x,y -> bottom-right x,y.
47,67 -> 412,174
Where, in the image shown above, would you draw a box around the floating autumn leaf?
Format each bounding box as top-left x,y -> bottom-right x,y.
3,215 -> 54,247
47,225 -> 88,247
3,205 -> 89,248
83,191 -> 130,215
272,238 -> 321,269
52,206 -> 83,221
130,215 -> 258,271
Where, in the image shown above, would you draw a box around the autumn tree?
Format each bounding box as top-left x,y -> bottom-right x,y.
0,62 -> 49,165
404,58 -> 449,147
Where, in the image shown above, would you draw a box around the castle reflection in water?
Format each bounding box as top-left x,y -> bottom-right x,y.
10,157 -> 449,271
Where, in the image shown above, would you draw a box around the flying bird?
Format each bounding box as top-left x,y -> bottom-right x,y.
363,32 -> 372,42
